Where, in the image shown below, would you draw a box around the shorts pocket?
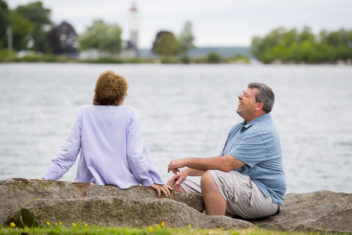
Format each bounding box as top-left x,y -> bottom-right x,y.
229,173 -> 253,206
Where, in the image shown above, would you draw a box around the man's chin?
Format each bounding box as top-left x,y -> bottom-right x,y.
236,110 -> 244,119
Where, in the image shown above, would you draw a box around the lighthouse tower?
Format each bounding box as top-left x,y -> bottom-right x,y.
128,2 -> 138,53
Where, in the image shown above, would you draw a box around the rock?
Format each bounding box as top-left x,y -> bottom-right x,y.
251,191 -> 352,233
0,178 -> 252,229
2,178 -> 351,233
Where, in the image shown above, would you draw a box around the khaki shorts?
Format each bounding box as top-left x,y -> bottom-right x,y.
180,170 -> 279,219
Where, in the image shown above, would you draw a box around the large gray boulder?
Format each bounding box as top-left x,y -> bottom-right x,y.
252,191 -> 352,233
0,178 -> 252,229
1,178 -> 351,233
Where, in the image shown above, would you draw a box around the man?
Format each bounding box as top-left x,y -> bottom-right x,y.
167,82 -> 286,219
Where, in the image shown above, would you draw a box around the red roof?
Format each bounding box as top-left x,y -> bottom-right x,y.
130,2 -> 137,12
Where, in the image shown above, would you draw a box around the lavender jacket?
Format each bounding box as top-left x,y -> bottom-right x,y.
43,105 -> 164,188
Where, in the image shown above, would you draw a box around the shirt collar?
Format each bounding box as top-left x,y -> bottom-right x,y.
242,113 -> 271,129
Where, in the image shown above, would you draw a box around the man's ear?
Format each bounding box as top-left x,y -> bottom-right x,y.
255,102 -> 264,111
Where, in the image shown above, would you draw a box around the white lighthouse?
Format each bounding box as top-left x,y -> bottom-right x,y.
128,2 -> 138,54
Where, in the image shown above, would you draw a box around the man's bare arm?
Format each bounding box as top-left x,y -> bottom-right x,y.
187,168 -> 205,176
168,154 -> 244,173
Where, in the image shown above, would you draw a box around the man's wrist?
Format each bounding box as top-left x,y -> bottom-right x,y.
184,158 -> 191,168
184,167 -> 191,174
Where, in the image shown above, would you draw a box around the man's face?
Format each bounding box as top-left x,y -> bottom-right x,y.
236,88 -> 259,120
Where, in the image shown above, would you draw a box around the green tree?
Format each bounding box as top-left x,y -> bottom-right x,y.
178,21 -> 195,54
10,11 -> 35,50
78,19 -> 122,54
0,0 -> 10,49
250,27 -> 286,62
250,26 -> 352,63
320,29 -> 352,61
206,51 -> 221,63
152,31 -> 179,56
14,1 -> 52,52
298,26 -> 315,43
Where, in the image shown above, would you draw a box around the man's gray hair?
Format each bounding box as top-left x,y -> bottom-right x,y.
248,82 -> 275,113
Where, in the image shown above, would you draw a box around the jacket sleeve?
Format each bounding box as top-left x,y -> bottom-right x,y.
43,109 -> 82,180
126,110 -> 163,186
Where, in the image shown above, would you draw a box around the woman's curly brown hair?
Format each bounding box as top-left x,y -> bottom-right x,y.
93,71 -> 128,105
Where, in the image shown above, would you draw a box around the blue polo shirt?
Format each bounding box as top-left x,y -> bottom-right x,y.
221,113 -> 286,205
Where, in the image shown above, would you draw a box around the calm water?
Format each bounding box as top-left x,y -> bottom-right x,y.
1,63 -> 351,193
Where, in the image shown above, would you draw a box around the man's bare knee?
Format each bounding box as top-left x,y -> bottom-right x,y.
172,183 -> 185,193
201,171 -> 217,190
201,171 -> 226,215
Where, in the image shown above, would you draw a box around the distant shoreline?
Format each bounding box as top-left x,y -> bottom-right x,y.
1,59 -> 351,65
1,51 -> 351,65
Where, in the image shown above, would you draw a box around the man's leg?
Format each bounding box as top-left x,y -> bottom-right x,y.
173,176 -> 202,194
209,170 -> 279,219
172,184 -> 185,192
201,171 -> 226,215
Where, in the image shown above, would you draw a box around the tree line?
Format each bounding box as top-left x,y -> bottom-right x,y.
0,0 -> 52,52
0,0 -> 195,57
251,27 -> 352,63
1,0 -> 351,63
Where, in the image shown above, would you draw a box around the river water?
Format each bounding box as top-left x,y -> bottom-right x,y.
1,63 -> 351,193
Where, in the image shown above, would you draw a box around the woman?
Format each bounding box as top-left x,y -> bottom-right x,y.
43,70 -> 171,197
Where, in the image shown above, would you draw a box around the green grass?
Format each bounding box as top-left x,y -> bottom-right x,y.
0,222 -> 342,235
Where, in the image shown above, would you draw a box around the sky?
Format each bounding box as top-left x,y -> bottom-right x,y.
7,0 -> 352,49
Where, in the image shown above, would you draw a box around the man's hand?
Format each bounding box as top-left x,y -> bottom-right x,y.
151,184 -> 172,198
168,158 -> 188,174
167,169 -> 189,186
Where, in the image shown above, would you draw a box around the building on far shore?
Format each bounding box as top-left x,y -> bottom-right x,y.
49,21 -> 78,56
80,2 -> 139,60
120,2 -> 139,58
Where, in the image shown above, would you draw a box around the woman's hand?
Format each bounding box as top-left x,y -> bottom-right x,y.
167,168 -> 189,187
151,184 -> 172,198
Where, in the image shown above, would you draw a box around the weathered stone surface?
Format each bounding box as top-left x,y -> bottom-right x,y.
0,178 -> 252,229
251,191 -> 352,233
2,178 -> 351,232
